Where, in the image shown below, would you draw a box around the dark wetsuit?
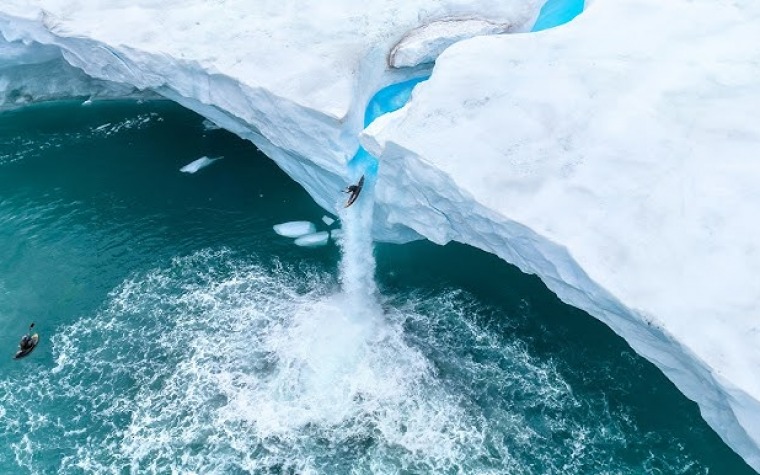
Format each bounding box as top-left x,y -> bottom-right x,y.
20,335 -> 33,350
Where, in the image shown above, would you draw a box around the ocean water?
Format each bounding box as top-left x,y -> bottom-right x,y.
0,101 -> 754,474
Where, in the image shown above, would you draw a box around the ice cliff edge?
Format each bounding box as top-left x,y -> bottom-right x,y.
1,0 -> 759,471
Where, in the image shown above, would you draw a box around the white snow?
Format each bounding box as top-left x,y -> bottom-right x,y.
389,19 -> 512,69
365,0 -> 760,470
1,0 -> 759,470
179,156 -> 222,174
273,221 -> 317,239
294,231 -> 330,247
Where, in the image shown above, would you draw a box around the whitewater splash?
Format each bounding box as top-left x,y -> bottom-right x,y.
0,248 -> 708,473
337,172 -> 378,309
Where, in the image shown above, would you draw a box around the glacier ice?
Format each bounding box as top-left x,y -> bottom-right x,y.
273,221 -> 317,239
1,0 -> 759,471
180,156 -> 223,174
294,231 -> 330,248
364,0 -> 760,471
389,19 -> 513,69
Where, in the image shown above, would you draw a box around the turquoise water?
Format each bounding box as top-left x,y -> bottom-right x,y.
0,101 -> 754,474
532,0 -> 584,32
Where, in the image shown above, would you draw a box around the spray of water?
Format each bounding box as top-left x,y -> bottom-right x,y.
0,249 -> 706,474
337,171 -> 378,311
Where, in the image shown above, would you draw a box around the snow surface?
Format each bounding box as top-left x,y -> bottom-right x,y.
365,0 -> 760,470
389,19 -> 513,68
1,0 -> 759,470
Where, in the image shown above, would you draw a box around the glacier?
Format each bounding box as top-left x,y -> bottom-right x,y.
1,0 -> 759,471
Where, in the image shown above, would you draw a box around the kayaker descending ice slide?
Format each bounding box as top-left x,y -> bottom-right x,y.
343,175 -> 365,208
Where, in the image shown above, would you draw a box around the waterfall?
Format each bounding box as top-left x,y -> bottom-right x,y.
335,77 -> 429,308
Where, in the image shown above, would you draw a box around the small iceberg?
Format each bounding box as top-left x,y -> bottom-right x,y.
273,221 -> 316,238
180,156 -> 223,174
322,215 -> 336,226
294,231 -> 330,247
202,118 -> 221,131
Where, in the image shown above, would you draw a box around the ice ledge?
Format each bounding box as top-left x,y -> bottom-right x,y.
364,138 -> 760,472
364,0 -> 760,470
0,1 -> 539,215
389,19 -> 513,69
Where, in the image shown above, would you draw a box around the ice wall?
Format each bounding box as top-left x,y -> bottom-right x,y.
1,0 -> 759,471
0,38 -> 140,107
364,0 -> 760,471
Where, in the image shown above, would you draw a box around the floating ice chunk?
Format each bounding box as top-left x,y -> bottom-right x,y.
322,215 -> 336,226
273,221 -> 316,238
82,98 -> 93,106
180,156 -> 223,174
294,231 -> 330,247
94,123 -> 111,131
202,118 -> 221,131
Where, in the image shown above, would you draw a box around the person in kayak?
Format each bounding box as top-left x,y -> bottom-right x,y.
19,323 -> 35,350
19,334 -> 33,350
343,175 -> 365,208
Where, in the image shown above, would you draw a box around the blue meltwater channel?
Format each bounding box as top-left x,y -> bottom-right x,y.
341,0 -> 586,301
345,0 -> 585,210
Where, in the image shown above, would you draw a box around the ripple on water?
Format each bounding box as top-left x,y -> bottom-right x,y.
0,250 -> 706,474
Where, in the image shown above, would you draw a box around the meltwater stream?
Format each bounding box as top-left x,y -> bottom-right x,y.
0,101 -> 755,474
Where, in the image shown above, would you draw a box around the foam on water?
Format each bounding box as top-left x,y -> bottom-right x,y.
0,109 -> 162,166
0,249 -> 709,474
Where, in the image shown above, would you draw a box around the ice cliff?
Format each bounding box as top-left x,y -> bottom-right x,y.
1,0 -> 759,471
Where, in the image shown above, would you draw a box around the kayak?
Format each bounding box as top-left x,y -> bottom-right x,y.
14,333 -> 39,359
345,175 -> 365,208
